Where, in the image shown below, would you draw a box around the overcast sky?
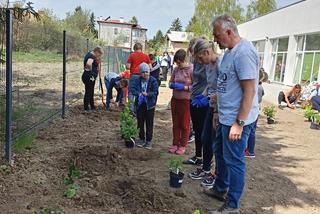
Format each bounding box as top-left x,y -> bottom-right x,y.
30,0 -> 300,38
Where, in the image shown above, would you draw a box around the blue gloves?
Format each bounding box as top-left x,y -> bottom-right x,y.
169,83 -> 185,91
138,94 -> 147,106
191,95 -> 209,107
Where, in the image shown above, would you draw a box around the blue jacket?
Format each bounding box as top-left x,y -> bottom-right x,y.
131,76 -> 159,110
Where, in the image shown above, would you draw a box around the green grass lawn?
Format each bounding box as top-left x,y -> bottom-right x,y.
13,50 -> 63,63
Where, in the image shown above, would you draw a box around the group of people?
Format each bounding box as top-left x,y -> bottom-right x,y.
80,14 -> 277,214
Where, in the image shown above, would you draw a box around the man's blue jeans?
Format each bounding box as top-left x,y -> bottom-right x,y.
105,79 -> 123,109
213,122 -> 254,208
312,95 -> 320,111
247,118 -> 258,155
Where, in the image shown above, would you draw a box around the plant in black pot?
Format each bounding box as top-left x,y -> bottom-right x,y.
120,101 -> 139,148
168,156 -> 184,188
263,105 -> 276,124
310,113 -> 320,130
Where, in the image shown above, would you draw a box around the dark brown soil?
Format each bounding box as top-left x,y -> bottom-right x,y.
0,99 -> 319,214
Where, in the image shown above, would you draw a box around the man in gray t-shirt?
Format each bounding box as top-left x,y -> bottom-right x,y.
204,14 -> 259,214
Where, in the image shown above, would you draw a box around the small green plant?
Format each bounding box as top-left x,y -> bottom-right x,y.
169,156 -> 183,174
120,100 -> 139,140
304,105 -> 316,121
193,209 -> 201,214
263,105 -> 276,119
63,162 -> 80,199
312,113 -> 320,124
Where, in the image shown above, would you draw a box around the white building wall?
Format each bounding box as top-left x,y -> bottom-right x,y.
238,0 -> 320,86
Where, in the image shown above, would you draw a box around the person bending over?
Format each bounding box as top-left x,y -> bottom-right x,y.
105,72 -> 128,111
132,63 -> 159,149
82,46 -> 103,112
278,84 -> 301,109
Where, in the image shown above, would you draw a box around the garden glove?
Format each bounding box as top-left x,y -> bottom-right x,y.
138,94 -> 147,106
90,76 -> 95,82
199,95 -> 209,107
173,83 -> 185,91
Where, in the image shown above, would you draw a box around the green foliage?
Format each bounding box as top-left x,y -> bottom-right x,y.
63,163 -> 80,199
64,183 -> 79,199
304,105 -> 317,121
13,132 -> 37,153
263,105 -> 276,119
130,16 -> 138,25
312,113 -> 320,124
147,30 -> 166,54
186,0 -> 244,37
10,6 -> 101,56
246,0 -> 277,20
13,50 -> 63,63
193,210 -> 201,214
169,18 -> 183,32
120,100 -> 139,140
169,156 -> 183,174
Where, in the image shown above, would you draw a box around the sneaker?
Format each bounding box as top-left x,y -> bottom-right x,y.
208,202 -> 239,214
169,145 -> 178,154
189,168 -> 209,180
183,156 -> 203,165
143,141 -> 152,150
175,146 -> 186,155
188,134 -> 195,144
244,150 -> 256,159
136,140 -> 145,148
203,186 -> 227,202
201,173 -> 216,188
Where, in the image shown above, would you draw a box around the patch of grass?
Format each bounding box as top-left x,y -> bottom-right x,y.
13,50 -> 63,63
13,132 -> 37,153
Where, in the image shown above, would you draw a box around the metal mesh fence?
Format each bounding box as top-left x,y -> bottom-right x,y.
0,9 -> 131,161
0,11 -> 6,155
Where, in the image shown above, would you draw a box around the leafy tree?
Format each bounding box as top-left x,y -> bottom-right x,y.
130,16 -> 138,25
169,18 -> 183,32
186,0 -> 244,37
246,0 -> 276,20
154,30 -> 165,44
89,12 -> 98,38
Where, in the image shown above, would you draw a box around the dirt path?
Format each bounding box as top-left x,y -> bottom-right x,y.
0,87 -> 319,214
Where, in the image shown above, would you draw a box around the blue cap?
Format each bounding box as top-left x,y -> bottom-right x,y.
139,63 -> 150,73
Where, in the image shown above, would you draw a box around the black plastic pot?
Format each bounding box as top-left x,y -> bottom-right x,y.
125,137 -> 135,148
310,122 -> 320,130
169,171 -> 184,188
267,118 -> 275,124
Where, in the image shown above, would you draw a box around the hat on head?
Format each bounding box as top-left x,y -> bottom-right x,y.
139,63 -> 150,73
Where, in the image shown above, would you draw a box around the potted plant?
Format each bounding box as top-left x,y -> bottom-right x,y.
310,113 -> 320,130
168,156 -> 184,188
263,105 -> 276,124
120,101 -> 139,148
304,105 -> 316,122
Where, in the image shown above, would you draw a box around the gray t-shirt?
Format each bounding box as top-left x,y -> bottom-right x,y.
191,61 -> 208,100
206,62 -> 218,108
217,38 -> 259,126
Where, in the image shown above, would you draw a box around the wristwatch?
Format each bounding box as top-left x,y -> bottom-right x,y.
236,119 -> 245,127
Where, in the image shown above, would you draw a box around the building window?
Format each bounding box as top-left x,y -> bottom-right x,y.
294,33 -> 320,84
114,28 -> 119,35
270,37 -> 289,83
252,40 -> 266,69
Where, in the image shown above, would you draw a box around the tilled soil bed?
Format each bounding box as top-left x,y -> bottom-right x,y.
0,102 -> 319,214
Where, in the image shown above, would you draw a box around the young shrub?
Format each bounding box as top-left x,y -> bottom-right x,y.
304,105 -> 316,121
169,156 -> 183,174
263,105 -> 276,119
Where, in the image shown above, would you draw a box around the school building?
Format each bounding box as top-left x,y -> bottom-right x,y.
238,0 -> 320,87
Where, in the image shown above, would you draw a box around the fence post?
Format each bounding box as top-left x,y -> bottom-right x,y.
86,38 -> 89,52
62,30 -> 67,119
5,9 -> 13,163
